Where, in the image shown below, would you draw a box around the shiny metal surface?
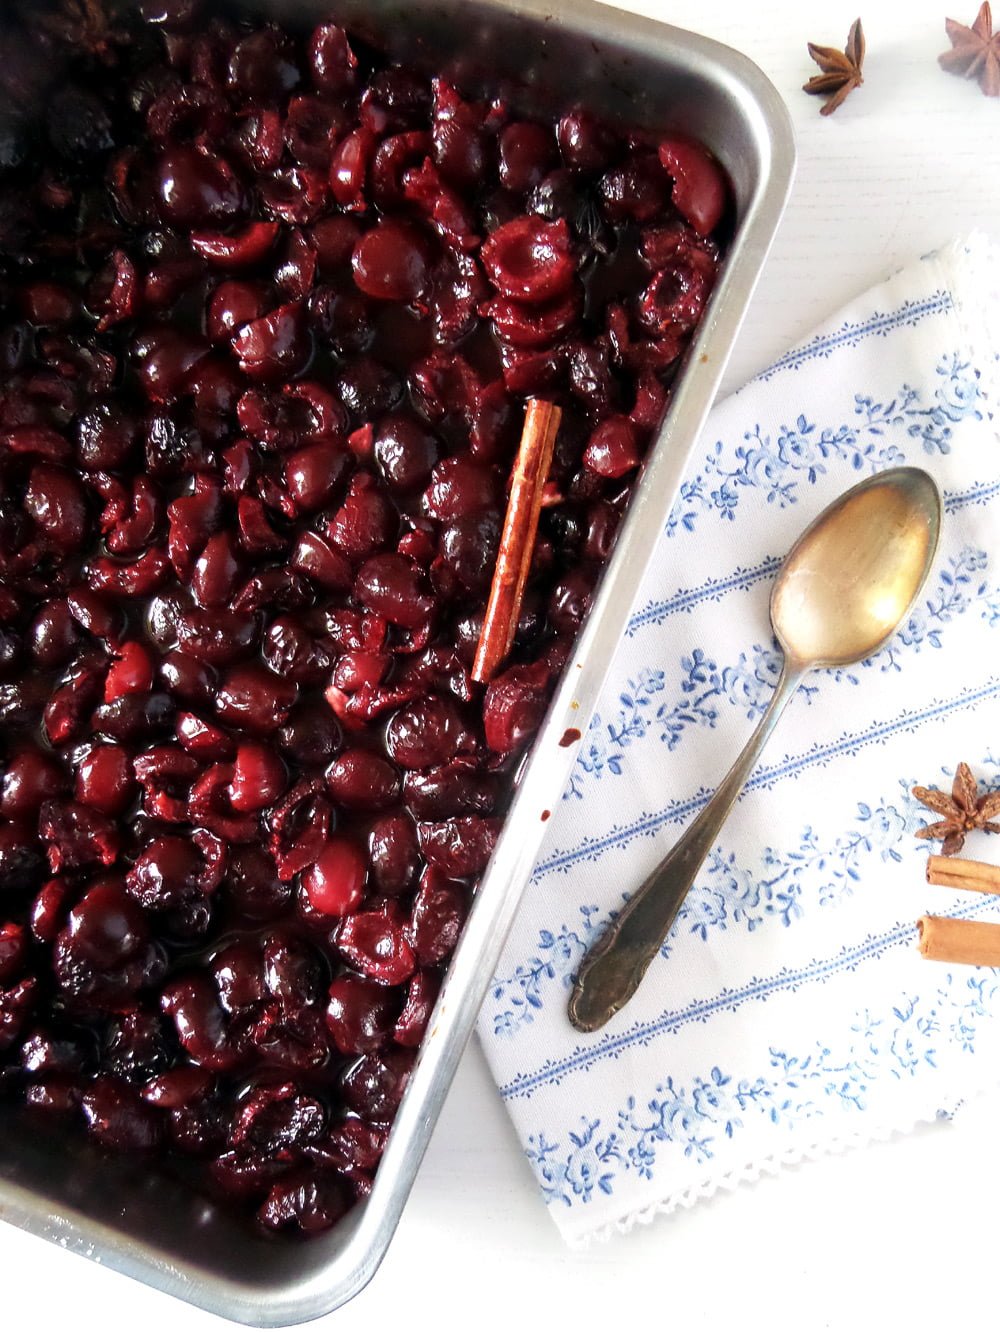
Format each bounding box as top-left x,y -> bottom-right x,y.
568,467 -> 942,1032
0,0 -> 795,1321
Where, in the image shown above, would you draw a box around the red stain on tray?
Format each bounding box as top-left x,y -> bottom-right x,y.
559,727 -> 582,747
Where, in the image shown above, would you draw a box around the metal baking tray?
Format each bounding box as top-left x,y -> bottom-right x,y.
0,0 -> 794,1321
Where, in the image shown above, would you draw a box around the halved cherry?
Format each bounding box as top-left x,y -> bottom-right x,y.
657,137 -> 727,238
104,642 -> 156,702
191,221 -> 280,269
230,742 -> 287,813
336,905 -> 415,985
480,216 -> 575,302
301,837 -> 367,917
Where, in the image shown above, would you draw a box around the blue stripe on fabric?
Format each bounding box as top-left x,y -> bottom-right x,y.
535,678 -> 1000,882
753,293 -> 955,383
946,478 -> 1000,512
625,556 -> 783,636
623,483 -> 996,644
498,897 -> 996,1102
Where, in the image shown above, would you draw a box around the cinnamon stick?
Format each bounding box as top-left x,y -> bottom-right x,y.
917,915 -> 1000,966
472,398 -> 562,684
926,855 -> 1000,894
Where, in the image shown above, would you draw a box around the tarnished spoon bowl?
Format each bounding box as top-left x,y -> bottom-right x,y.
568,467 -> 942,1034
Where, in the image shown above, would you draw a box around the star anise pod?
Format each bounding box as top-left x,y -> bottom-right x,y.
36,0 -> 129,64
803,18 -> 866,116
912,761 -> 1000,855
939,2 -> 1000,96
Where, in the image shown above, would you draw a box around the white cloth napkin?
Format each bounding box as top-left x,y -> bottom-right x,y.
475,234 -> 1000,1246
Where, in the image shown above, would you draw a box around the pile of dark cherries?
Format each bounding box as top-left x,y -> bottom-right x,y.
0,0 -> 726,1234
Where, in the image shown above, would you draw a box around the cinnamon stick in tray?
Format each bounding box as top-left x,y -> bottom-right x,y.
472,398 -> 562,684
918,915 -> 1000,967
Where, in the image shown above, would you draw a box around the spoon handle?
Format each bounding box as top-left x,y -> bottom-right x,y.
567,663 -> 806,1033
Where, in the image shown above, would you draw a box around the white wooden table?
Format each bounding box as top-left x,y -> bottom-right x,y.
8,2 -> 1000,1329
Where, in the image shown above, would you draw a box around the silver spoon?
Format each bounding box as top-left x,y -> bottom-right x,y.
567,466 -> 942,1034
